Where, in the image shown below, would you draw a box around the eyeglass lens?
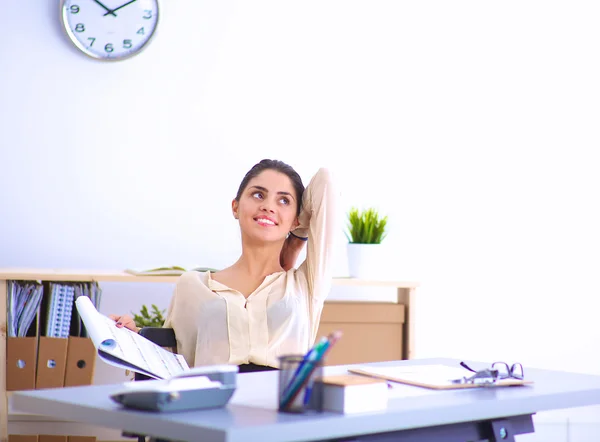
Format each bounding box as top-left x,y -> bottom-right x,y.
492,362 -> 524,379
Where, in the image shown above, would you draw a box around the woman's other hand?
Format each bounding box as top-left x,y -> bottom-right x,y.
108,314 -> 139,332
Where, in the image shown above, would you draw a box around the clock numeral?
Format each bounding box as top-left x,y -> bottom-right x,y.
87,37 -> 96,47
70,5 -> 80,14
143,10 -> 152,19
137,27 -> 145,35
105,43 -> 114,53
75,23 -> 85,32
123,39 -> 132,49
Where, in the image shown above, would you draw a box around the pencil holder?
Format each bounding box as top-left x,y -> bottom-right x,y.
278,354 -> 324,413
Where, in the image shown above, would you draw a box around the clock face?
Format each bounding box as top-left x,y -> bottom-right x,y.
61,0 -> 159,61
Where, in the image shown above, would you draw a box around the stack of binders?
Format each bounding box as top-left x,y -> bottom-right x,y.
6,281 -> 102,391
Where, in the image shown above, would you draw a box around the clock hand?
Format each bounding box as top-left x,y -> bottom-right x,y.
92,0 -> 117,16
103,0 -> 138,16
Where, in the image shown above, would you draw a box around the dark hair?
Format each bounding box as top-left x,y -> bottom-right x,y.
235,159 -> 305,216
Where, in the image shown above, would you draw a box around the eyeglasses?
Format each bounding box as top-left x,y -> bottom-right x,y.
459,361 -> 525,381
491,362 -> 524,380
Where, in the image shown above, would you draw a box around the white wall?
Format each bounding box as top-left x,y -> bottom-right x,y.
2,0 -> 600,437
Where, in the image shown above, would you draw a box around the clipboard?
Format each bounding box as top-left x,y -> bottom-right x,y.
348,364 -> 534,390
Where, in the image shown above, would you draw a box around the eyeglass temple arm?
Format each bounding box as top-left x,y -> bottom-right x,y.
460,361 -> 478,373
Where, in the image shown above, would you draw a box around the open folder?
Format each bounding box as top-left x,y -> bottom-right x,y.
349,364 -> 533,390
75,296 -> 189,379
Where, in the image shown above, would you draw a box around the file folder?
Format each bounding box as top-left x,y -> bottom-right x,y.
7,281 -> 43,339
64,337 -> 96,387
36,337 -> 68,389
6,336 -> 38,391
45,283 -> 75,339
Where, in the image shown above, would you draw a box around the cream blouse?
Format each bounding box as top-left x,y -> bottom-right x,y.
163,168 -> 336,368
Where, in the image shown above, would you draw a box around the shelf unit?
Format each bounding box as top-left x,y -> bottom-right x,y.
0,268 -> 419,442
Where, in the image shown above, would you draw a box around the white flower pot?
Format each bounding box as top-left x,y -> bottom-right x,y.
347,243 -> 382,279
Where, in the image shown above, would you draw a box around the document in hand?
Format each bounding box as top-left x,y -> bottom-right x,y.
75,296 -> 189,380
349,364 -> 533,390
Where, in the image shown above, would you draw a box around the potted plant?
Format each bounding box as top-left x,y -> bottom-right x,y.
345,207 -> 388,278
132,304 -> 166,328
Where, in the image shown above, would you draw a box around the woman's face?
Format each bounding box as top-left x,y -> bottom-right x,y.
233,169 -> 299,243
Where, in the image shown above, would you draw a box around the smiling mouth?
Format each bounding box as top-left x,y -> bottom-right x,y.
254,217 -> 277,227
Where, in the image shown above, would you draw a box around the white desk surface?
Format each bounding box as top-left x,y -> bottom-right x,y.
11,358 -> 600,442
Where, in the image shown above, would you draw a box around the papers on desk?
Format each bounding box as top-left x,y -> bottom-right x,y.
76,296 -> 189,379
118,375 -> 222,393
319,375 -> 389,414
349,364 -> 533,390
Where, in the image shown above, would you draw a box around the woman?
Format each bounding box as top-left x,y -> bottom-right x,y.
110,159 -> 336,372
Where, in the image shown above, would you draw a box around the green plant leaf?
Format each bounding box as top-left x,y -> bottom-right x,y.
132,304 -> 166,328
345,207 -> 388,244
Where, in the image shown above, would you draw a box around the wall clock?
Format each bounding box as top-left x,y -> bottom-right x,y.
60,0 -> 160,61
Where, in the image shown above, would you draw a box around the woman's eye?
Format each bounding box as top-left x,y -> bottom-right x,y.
252,192 -> 263,199
279,197 -> 290,205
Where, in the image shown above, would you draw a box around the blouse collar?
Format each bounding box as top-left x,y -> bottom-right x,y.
206,270 -> 286,293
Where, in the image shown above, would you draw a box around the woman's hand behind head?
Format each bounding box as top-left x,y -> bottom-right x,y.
108,313 -> 139,332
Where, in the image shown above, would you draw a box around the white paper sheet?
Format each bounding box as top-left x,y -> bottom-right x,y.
76,296 -> 189,379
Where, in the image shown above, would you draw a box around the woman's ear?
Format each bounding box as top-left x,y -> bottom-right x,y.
231,199 -> 239,219
292,217 -> 299,229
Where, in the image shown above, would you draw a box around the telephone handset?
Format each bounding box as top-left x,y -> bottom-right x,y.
110,365 -> 239,412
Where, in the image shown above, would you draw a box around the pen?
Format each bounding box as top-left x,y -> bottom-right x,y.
280,337 -> 327,402
302,339 -> 329,406
281,331 -> 342,410
295,337 -> 327,378
302,331 -> 343,405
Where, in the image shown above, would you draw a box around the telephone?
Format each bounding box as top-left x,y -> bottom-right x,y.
110,365 -> 239,412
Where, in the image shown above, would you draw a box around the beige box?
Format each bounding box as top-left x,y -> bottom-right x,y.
317,303 -> 405,366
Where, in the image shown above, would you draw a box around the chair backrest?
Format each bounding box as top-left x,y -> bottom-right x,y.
136,327 -> 177,381
138,326 -> 177,347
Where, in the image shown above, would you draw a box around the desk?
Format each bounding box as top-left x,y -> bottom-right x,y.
11,358 -> 600,442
